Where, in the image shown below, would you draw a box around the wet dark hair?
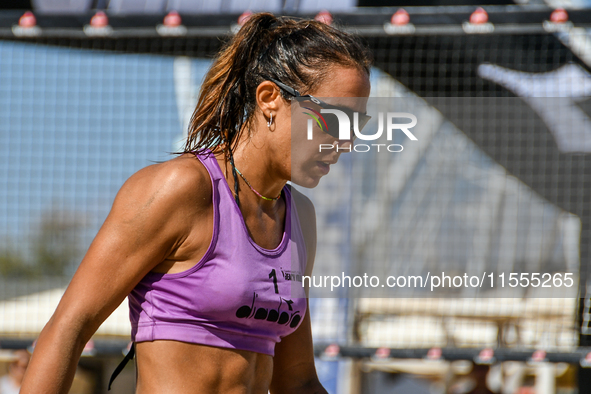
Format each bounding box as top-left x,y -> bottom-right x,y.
184,13 -> 372,203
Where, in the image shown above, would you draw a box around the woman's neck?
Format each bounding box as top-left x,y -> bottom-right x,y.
216,142 -> 287,211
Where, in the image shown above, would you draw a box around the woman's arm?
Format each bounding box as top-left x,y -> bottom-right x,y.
270,303 -> 327,394
20,156 -> 212,394
270,187 -> 327,394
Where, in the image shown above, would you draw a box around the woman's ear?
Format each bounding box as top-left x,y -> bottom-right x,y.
256,80 -> 283,120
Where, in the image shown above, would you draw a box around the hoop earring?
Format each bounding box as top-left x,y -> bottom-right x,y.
267,113 -> 273,129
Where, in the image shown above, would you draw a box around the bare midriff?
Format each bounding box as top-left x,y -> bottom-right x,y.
135,340 -> 273,394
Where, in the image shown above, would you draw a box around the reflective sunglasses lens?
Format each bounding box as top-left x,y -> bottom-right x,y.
322,111 -> 371,140
324,117 -> 340,139
357,114 -> 371,131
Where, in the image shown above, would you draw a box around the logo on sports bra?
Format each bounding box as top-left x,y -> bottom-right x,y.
235,292 -> 302,329
281,268 -> 303,283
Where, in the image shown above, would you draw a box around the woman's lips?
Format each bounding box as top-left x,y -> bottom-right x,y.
317,161 -> 330,175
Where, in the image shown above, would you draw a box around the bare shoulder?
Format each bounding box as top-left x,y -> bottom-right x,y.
43,153 -> 216,340
115,153 -> 213,215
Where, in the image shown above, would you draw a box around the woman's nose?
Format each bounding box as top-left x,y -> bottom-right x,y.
334,139 -> 353,150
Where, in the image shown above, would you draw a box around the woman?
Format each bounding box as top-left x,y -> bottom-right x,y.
21,13 -> 371,394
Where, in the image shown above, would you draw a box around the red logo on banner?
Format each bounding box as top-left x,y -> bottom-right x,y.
324,344 -> 340,357
478,348 -> 494,362
164,11 -> 182,27
374,347 -> 391,359
81,339 -> 96,356
84,339 -> 95,352
315,11 -> 333,25
90,11 -> 108,28
531,349 -> 547,362
391,9 -> 410,26
470,7 -> 489,24
550,8 -> 568,23
19,11 -> 36,28
427,347 -> 442,360
238,11 -> 252,26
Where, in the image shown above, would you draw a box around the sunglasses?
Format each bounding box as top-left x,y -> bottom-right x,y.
268,78 -> 371,140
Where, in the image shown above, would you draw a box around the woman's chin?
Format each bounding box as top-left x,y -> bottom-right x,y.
291,174 -> 323,189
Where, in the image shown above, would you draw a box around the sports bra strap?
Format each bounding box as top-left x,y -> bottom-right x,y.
108,343 -> 135,390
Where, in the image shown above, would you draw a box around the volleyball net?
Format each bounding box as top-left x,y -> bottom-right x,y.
1,6 -> 591,393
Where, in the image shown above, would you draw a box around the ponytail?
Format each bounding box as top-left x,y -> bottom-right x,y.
184,14 -> 279,156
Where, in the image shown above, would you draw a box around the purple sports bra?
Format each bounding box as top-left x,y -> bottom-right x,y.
127,148 -> 308,356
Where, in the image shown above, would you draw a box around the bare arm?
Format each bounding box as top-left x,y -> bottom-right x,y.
270,187 -> 327,394
270,303 -> 328,394
20,156 -> 211,394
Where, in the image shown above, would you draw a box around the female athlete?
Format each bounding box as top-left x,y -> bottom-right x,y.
20,13 -> 371,394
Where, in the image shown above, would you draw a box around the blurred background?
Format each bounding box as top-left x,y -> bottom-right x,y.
1,0 -> 591,393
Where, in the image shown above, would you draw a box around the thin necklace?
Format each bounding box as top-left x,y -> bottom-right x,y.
221,148 -> 283,205
233,166 -> 282,202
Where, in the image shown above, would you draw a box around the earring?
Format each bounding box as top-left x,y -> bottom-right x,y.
267,113 -> 273,129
